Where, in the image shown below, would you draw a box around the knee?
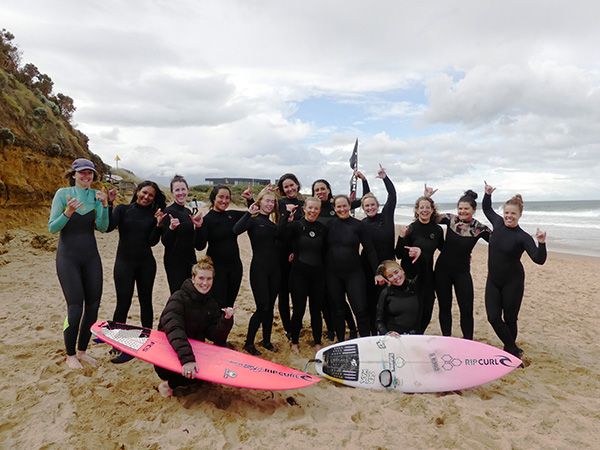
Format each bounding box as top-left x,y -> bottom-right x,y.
66,304 -> 83,327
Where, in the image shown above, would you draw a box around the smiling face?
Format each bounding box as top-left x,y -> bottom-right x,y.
136,185 -> 156,207
385,266 -> 406,287
362,196 -> 379,218
214,188 -> 231,212
73,169 -> 94,189
282,178 -> 299,199
192,269 -> 213,294
417,199 -> 433,223
171,181 -> 189,206
457,201 -> 475,222
259,194 -> 276,215
303,199 -> 321,222
313,182 -> 330,202
503,204 -> 521,228
334,197 -> 351,219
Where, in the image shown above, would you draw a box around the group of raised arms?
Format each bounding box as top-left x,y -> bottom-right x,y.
50,158 -> 547,390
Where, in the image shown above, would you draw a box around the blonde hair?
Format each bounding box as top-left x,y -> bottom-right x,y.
254,190 -> 280,224
303,196 -> 322,209
192,256 -> 215,276
361,192 -> 379,209
504,194 -> 524,213
376,260 -> 403,283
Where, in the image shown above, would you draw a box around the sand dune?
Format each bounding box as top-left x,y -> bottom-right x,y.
0,227 -> 598,449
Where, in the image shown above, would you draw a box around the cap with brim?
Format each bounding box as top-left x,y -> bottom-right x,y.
72,158 -> 97,173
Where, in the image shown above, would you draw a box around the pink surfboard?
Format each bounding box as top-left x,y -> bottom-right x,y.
91,321 -> 319,390
314,335 -> 522,392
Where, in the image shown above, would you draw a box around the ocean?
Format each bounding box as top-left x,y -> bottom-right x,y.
393,200 -> 600,259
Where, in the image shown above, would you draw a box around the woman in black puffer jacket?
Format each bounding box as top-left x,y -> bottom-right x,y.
155,256 -> 234,397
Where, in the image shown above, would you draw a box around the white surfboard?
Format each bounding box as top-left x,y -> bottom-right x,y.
314,335 -> 522,392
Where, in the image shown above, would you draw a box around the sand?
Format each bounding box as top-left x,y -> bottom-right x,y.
0,226 -> 599,449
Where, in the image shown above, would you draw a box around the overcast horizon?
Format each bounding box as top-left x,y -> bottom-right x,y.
4,1 -> 600,203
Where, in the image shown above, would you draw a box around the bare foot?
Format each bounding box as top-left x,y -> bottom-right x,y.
315,344 -> 322,352
66,355 -> 84,369
77,351 -> 98,367
158,381 -> 173,398
290,344 -> 300,355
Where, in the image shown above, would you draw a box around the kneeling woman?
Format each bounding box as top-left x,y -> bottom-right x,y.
155,257 -> 234,398
375,260 -> 422,336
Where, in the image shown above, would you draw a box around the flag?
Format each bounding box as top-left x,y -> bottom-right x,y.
349,138 -> 358,170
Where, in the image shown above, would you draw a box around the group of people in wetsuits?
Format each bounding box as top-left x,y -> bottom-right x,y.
50,157 -> 547,392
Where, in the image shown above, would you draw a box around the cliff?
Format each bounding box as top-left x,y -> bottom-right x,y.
0,67 -> 106,233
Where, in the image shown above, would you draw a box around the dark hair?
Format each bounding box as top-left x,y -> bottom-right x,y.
311,179 -> 333,201
170,174 -> 188,192
277,173 -> 301,198
209,184 -> 231,208
333,194 -> 351,207
457,189 -> 478,209
131,180 -> 166,212
65,170 -> 99,186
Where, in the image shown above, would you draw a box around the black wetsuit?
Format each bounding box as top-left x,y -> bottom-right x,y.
194,209 -> 246,308
108,202 -> 162,328
395,220 -> 444,334
49,186 -> 109,356
326,216 -> 379,340
483,193 -> 546,356
434,214 -> 491,339
233,212 -> 280,347
278,215 -> 328,345
161,203 -> 196,294
316,179 -> 370,338
276,197 -> 305,337
375,280 -> 421,335
154,279 -> 233,389
361,176 -> 397,333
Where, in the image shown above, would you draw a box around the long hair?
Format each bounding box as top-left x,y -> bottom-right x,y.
254,190 -> 280,224
413,196 -> 439,223
277,173 -> 301,198
131,180 -> 166,212
311,179 -> 333,202
209,184 -> 231,209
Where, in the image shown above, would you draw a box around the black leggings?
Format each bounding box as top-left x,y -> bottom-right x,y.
485,276 -> 524,355
289,262 -> 324,345
154,365 -> 199,390
113,256 -> 156,328
419,272 -> 436,334
212,260 -> 243,308
277,252 -> 292,334
435,269 -> 475,339
246,262 -> 280,345
57,251 -> 102,355
327,269 -> 370,341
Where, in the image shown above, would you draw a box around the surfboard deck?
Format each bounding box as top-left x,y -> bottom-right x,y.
91,321 -> 319,390
314,335 -> 521,392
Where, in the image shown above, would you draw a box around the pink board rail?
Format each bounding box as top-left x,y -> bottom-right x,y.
91,321 -> 319,390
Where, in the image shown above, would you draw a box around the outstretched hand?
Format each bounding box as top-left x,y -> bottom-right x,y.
221,307 -> 236,319
248,202 -> 260,215
354,169 -> 366,181
405,246 -> 421,264
241,183 -> 253,200
376,163 -> 387,179
190,212 -> 203,227
424,183 -> 438,197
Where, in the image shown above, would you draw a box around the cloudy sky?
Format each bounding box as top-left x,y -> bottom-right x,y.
4,1 -> 600,202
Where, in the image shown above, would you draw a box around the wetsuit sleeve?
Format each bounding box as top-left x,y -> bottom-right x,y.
483,193 -> 503,228
149,220 -> 162,247
381,176 -> 397,221
194,220 -> 208,251
438,213 -> 450,225
232,211 -> 252,235
160,295 -> 196,365
107,204 -> 122,232
375,289 -> 390,335
94,193 -> 109,232
394,224 -> 413,259
522,232 -> 547,265
48,189 -> 69,234
474,219 -> 492,242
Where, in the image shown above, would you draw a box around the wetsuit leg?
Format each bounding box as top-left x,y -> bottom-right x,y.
136,257 -> 157,329
343,270 -> 371,337
419,272 -> 436,334
485,277 -> 523,355
326,271 -> 348,341
454,271 -> 475,340
307,268 -> 324,345
57,255 -> 85,355
277,252 -> 292,335
247,263 -> 280,345
113,257 -> 135,324
435,269 -> 454,337
164,259 -> 192,294
212,260 -> 243,309
77,254 -> 103,352
289,264 -> 309,345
